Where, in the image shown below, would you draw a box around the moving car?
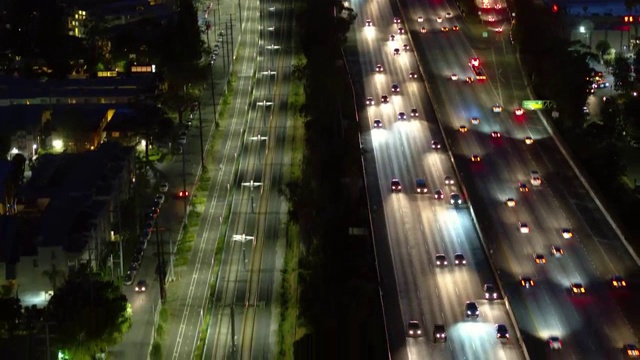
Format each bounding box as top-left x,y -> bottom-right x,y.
159,182 -> 169,192
417,16 -> 424,22
519,222 -> 530,233
398,27 -> 405,34
445,12 -> 453,18
178,190 -> 189,198
520,276 -> 534,288
373,119 -> 383,128
381,95 -> 389,104
624,344 -> 640,357
465,301 -> 479,318
434,189 -> 444,199
470,57 -> 480,67
375,64 -> 384,72
435,254 -> 448,266
393,48 -> 400,56
471,117 -> 480,124
534,254 -> 546,264
444,176 -> 454,184
466,76 -> 474,83
433,324 -> 447,343
393,17 -> 401,24
155,194 -> 165,204
611,274 -> 627,288
519,182 -> 529,192
451,73 -> 459,80
549,336 -> 562,350
407,321 -> 423,337
525,136 -> 534,144
403,44 -> 410,51
391,83 -> 400,92
450,193 -> 462,206
561,228 -> 573,238
389,34 -> 396,41
431,140 -> 441,149
459,125 -> 468,133
178,135 -> 187,145
366,97 -> 374,105
515,108 -> 525,116
551,246 -> 564,256
570,282 -> 586,295
397,112 -> 407,120
421,27 -> 427,33
410,108 -> 419,117
491,131 -> 502,138
471,154 -> 481,162
452,25 -> 460,31
436,16 -> 443,22
530,170 -> 542,186
441,27 -> 449,32
454,253 -> 466,265
484,284 -> 498,300
505,198 -> 516,207
409,71 -> 417,79
416,178 -> 428,194
495,324 -> 509,340
365,19 -> 373,27
135,280 -> 148,292
391,178 -> 402,192
492,104 -> 503,112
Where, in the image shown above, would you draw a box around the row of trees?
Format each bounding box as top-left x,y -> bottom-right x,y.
512,1 -> 640,238
0,264 -> 131,359
287,0 -> 388,357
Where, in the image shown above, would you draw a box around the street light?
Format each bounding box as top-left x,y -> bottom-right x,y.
232,234 -> 255,270
242,180 -> 263,213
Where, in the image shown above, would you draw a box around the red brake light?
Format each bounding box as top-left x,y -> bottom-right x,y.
552,4 -> 558,13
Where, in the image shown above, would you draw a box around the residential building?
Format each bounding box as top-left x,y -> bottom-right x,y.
0,142 -> 135,306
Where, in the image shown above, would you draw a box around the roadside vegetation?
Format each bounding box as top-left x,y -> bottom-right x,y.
280,0 -> 388,357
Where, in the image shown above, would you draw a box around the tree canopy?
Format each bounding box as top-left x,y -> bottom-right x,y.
47,265 -> 131,359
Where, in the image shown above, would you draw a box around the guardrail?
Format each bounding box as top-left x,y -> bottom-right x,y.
394,3 -> 531,360
340,44 -> 393,359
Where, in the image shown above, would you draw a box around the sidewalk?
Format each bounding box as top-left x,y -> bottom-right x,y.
107,0 -> 243,359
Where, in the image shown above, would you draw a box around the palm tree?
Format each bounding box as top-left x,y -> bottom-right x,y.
42,263 -> 66,291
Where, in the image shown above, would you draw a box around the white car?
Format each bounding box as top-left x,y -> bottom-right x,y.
436,16 -> 443,22
450,73 -> 458,80
530,170 -> 542,186
548,337 -> 562,350
492,104 -> 503,113
445,12 -> 453,18
159,182 -> 169,192
471,117 -> 480,124
519,222 -> 530,233
417,16 -> 424,22
155,194 -> 165,204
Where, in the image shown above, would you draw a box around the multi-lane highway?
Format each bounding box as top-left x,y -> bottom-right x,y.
202,0 -> 295,357
348,0 -> 527,359
400,0 -> 640,358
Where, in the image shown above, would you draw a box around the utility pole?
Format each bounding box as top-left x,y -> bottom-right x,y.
225,22 -> 232,78
181,142 -> 187,215
230,15 -> 235,70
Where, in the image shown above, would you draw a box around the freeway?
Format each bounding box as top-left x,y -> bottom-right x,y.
203,0 -> 295,356
404,0 -> 640,358
348,0 -> 526,359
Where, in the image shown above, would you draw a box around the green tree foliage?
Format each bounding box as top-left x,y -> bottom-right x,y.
0,297 -> 22,337
595,39 -> 611,60
51,109 -> 94,152
511,0 -> 590,131
612,54 -> 633,92
47,265 -> 131,359
634,48 -> 640,78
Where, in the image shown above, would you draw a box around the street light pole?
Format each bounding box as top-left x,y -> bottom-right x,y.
181,142 -> 187,215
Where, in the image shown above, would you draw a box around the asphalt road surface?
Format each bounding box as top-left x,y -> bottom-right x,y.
160,1 -> 255,359
346,0 -> 526,359
202,0 -> 294,357
402,0 -> 640,359
108,1 -> 240,358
